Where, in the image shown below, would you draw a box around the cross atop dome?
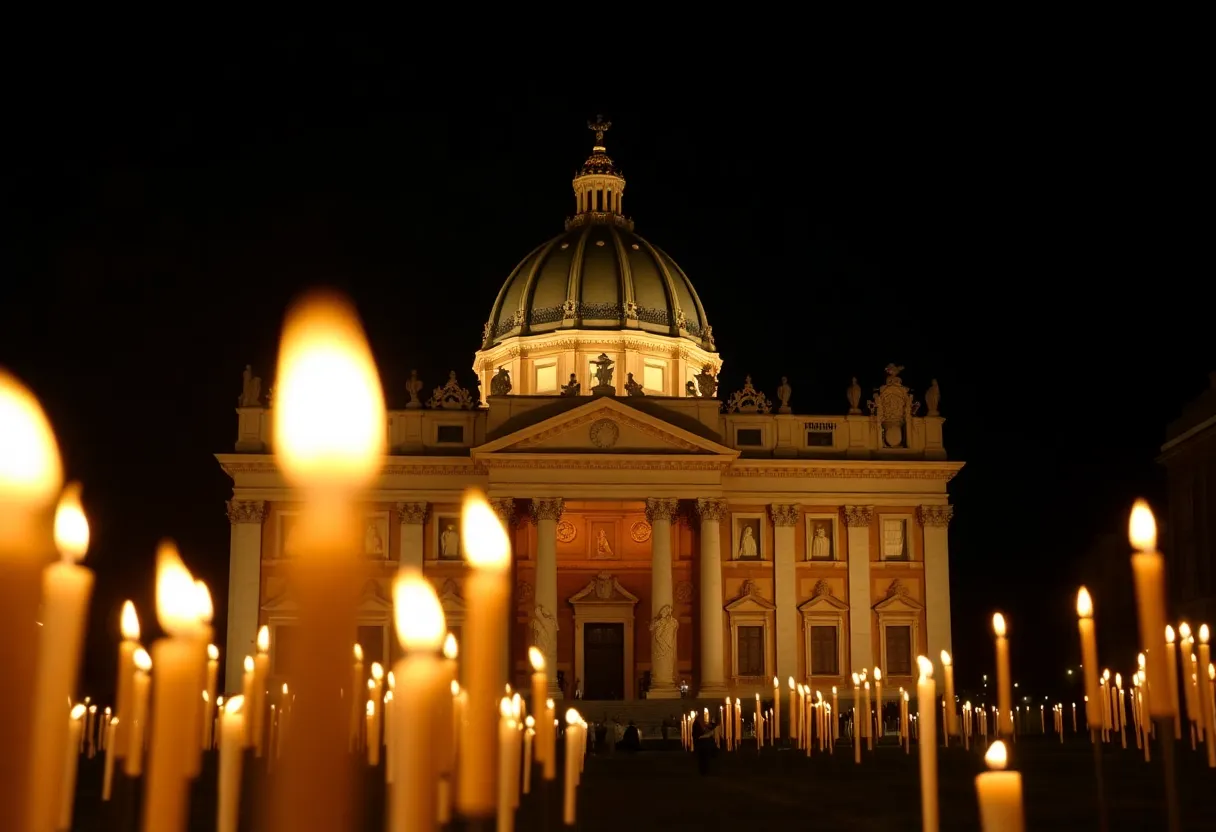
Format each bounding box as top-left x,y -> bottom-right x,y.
573,115 -> 625,221
588,114 -> 611,147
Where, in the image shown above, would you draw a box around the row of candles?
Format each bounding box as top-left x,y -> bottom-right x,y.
0,292 -> 594,831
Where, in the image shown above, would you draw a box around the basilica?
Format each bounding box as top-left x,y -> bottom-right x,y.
218,120 -> 963,705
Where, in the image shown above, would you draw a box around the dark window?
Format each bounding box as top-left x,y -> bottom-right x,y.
885,626 -> 912,676
806,431 -> 833,447
437,425 -> 464,443
810,625 -> 838,675
736,626 -> 765,676
736,429 -> 762,446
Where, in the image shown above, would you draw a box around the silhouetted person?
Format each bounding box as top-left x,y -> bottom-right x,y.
692,714 -> 716,774
619,720 -> 641,752
594,720 -> 608,752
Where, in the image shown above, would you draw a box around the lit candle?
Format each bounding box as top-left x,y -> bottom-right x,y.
522,717 -> 535,794
102,718 -> 118,802
59,704 -> 86,832
253,625 -> 271,757
203,644 -> 219,751
366,700 -> 378,766
142,543 -> 204,832
389,570 -> 447,832
993,614 -> 1012,735
529,647 -> 547,769
831,686 -> 838,742
861,671 -> 871,746
772,677 -> 781,741
183,580 -> 213,780
975,740 -> 1024,832
874,668 -> 884,742
368,662 -> 384,755
542,698 -> 556,781
916,655 -> 939,832
240,656 -> 255,746
563,709 -> 582,826
0,370 -> 63,832
438,636 -> 459,825
217,696 -> 245,832
497,697 -> 518,832
114,602 -> 140,761
1129,500 -> 1172,716
788,677 -> 796,746
1165,625 -> 1181,739
123,648 -> 152,777
1199,625 -> 1215,768
350,643 -> 365,751
28,482 -> 94,832
458,490 -> 513,820
851,673 -> 861,762
1077,591 -> 1101,735
940,652 -> 958,739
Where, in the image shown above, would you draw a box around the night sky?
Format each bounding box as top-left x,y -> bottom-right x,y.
6,38 -> 1209,700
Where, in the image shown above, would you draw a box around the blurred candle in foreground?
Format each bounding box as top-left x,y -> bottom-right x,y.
0,370 -> 63,832
1165,625 -> 1181,739
203,644 -> 220,751
102,718 -> 118,801
124,648 -> 153,777
458,490 -> 512,819
253,626 -> 271,757
184,581 -> 213,779
497,697 -> 518,832
438,634 -> 459,823
1129,500 -> 1172,715
59,704 -> 86,831
115,602 -> 141,759
529,647 -> 548,768
993,614 -> 1012,735
271,290 -> 386,832
940,652 -> 957,738
218,696 -> 245,832
975,740 -> 1024,832
1076,589 -> 1102,732
916,656 -> 939,832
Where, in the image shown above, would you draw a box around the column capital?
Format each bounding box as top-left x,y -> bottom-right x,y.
529,497 -> 565,522
769,504 -> 800,527
395,501 -> 428,524
490,497 -> 518,528
226,499 -> 265,525
695,498 -> 728,522
917,504 -> 954,527
645,497 -> 680,523
843,505 -> 875,527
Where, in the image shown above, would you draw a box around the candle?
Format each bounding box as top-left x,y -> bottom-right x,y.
203,644 -> 219,751
497,698 -> 518,832
993,614 -> 1012,735
940,652 -> 958,738
772,677 -> 781,741
27,483 -> 94,832
563,709 -> 582,826
59,704 -> 86,831
1128,501 -> 1172,716
252,625 -> 271,757
831,686 -> 838,742
0,370 -> 63,832
523,717 -> 535,794
542,699 -> 556,781
124,648 -> 152,777
458,490 -> 513,819
217,696 -> 245,832
1199,626 -> 1215,767
366,701 -> 378,767
1077,588 -> 1102,734
874,668 -> 883,741
350,643 -> 365,751
788,677 -> 796,746
529,647 -> 548,768
975,740 -> 1024,832
863,681 -> 871,749
389,570 -> 447,832
102,718 -> 118,802
1165,626 -> 1181,739
368,662 -> 384,755
438,636 -> 459,825
143,543 -> 205,832
240,656 -> 255,746
181,580 -> 213,781
114,602 -> 140,760
916,655 -> 939,832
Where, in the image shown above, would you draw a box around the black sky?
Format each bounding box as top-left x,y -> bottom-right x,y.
5,36 -> 1210,699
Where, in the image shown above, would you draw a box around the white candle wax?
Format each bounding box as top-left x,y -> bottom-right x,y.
102,718 -> 118,802
59,705 -> 86,831
562,711 -> 582,826
217,696 -> 245,832
975,740 -> 1024,832
916,656 -> 939,832
123,652 -> 152,777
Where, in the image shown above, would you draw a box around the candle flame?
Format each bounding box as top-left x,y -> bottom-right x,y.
244,655 -> 254,674
120,601 -> 140,640
0,370 -> 63,506
88,704 -> 96,713
832,686 -> 837,694
500,697 -> 513,718
1209,664 -> 1215,681
1166,624 -> 1176,644
134,648 -> 151,672
916,655 -> 934,680
366,700 -> 375,716
1180,622 -> 1192,640
1129,499 -> 1157,551
874,667 -> 883,680
992,612 -> 1007,637
207,644 -> 219,661
787,676 -> 795,690
202,692 -> 208,702
1137,653 -> 1146,669
939,650 -> 951,667
354,643 -> 364,662
525,715 -> 535,729
283,683 -> 289,695
392,571 -> 446,651
225,695 -> 245,715
257,625 -> 270,653
1115,673 -> 1122,688
565,708 -> 581,724
1201,624 -> 1210,644
903,691 -> 909,701
452,680 -> 460,696
772,676 -> 779,688
528,646 -> 545,672
1076,587 -> 1093,618
371,662 -> 384,681
444,632 -> 459,660
195,581 -> 214,624
461,490 -> 510,570
273,291 -> 386,490
155,541 -> 198,637
70,703 -> 86,720
53,482 -> 89,562
851,672 -> 859,685
1102,668 -> 1110,681
387,671 -> 395,690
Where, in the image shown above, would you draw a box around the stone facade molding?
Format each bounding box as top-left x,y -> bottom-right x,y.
226,499 -> 265,524
843,505 -> 875,527
917,505 -> 954,527
729,464 -> 960,481
644,497 -> 680,523
695,497 -> 728,522
530,497 -> 566,522
769,504 -> 800,527
489,497 -> 517,527
395,501 -> 428,524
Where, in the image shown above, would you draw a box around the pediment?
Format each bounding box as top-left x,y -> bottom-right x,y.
262,588 -> 298,613
872,580 -> 924,613
438,578 -> 466,615
475,397 -> 736,457
799,593 -> 849,613
569,572 -> 639,606
725,588 -> 776,612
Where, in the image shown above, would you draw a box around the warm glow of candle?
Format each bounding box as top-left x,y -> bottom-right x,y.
0,370 -> 63,503
1076,588 -> 1093,619
257,625 -> 270,653
462,490 -> 511,571
916,655 -> 938,832
993,613 -> 1006,637
217,696 -> 245,832
445,633 -> 459,660
53,482 -> 89,561
155,542 -> 199,636
394,573 -> 446,652
1129,499 -> 1157,551
985,739 -> 1007,769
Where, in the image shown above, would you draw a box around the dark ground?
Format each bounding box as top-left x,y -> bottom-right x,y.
72,736 -> 1216,831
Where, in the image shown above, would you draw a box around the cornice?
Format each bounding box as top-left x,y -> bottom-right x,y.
216,454 -> 487,479
727,461 -> 963,481
478,455 -> 731,472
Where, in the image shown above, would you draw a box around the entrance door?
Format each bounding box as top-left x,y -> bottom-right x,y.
583,623 -> 625,700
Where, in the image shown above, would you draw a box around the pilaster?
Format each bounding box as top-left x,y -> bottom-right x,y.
225,499 -> 265,691
695,498 -> 728,696
844,505 -> 874,672
918,504 -> 954,665
645,498 -> 680,698
395,502 -> 427,570
770,504 -> 800,688
530,498 -> 564,697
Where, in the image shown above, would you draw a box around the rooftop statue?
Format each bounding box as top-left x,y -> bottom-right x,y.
776,376 -> 792,414
725,375 -> 772,414
237,365 -> 262,407
591,353 -> 615,394
624,372 -> 644,397
428,371 -> 475,410
405,369 -> 423,409
560,373 -> 581,397
490,366 -> 512,397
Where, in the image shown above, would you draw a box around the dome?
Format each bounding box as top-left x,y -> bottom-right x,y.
480,116 -> 715,354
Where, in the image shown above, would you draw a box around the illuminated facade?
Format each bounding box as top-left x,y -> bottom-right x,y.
218,120 -> 963,702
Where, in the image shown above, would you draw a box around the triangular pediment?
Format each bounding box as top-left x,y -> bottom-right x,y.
438,578 -> 466,615
262,587 -> 298,613
872,580 -> 924,613
799,593 -> 849,612
358,579 -> 392,613
725,592 -> 776,613
475,397 -> 737,457
569,572 -> 639,606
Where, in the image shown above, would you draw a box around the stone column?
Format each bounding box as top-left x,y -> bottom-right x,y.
844,506 -> 875,673
396,502 -> 427,570
695,498 -> 728,696
918,505 -> 955,665
489,498 -> 517,685
770,504 -> 800,687
529,498 -> 564,698
645,498 -> 681,698
225,499 -> 265,692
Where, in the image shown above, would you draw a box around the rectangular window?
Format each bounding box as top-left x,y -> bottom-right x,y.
885,625 -> 912,676
436,425 -> 464,444
810,625 -> 839,676
643,361 -> 665,393
737,626 -> 765,677
736,428 -> 763,447
806,431 -> 834,447
535,364 -> 557,392
881,518 -> 908,560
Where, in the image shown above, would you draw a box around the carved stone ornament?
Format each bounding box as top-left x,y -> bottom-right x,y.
226,499 -> 265,524
624,372 -> 644,397
629,520 -> 652,542
736,579 -> 762,601
811,578 -> 834,598
675,580 -> 694,603
490,366 -> 513,397
685,380 -> 698,397
515,581 -> 534,609
644,497 -> 680,523
843,505 -> 875,527
770,504 -> 800,527
395,501 -> 428,524
885,579 -> 910,599
489,497 -> 517,528
404,369 -> 424,409
695,497 -> 728,522
589,418 -> 620,449
694,365 -> 718,398
725,375 -> 772,414
530,497 -> 565,523
866,363 -> 920,448
592,571 -> 617,600
531,604 -> 558,658
428,371 -> 476,410
556,519 -> 576,543
917,505 -> 954,527
441,578 -> 463,601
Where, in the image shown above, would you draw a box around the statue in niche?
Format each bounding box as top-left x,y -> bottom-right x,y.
560,374 -> 581,396
925,379 -> 941,416
847,377 -> 862,414
694,365 -> 718,398
595,529 -> 614,558
405,369 -> 423,408
364,521 -> 384,556
490,366 -> 512,397
591,353 -> 615,390
531,604 -> 558,659
685,380 -> 698,397
810,521 -> 833,559
649,605 -> 678,663
776,376 -> 792,413
624,372 -> 644,397
238,365 -> 262,407
737,523 -> 758,558
440,523 -> 460,559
